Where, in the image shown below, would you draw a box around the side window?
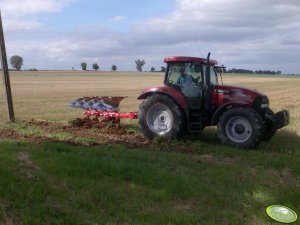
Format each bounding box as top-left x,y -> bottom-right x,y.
167,63 -> 181,84
203,65 -> 218,85
210,66 -> 218,85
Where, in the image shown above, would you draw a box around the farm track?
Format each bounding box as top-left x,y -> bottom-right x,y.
0,119 -> 196,154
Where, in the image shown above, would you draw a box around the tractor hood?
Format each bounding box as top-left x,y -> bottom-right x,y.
214,85 -> 266,105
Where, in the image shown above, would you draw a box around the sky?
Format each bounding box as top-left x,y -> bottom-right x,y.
0,0 -> 300,73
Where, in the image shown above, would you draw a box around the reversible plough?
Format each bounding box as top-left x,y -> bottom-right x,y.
70,96 -> 138,127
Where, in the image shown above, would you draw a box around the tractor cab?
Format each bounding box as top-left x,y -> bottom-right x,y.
163,56 -> 218,110
164,57 -> 218,87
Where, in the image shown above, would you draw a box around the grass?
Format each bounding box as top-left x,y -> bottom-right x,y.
0,71 -> 300,224
0,140 -> 300,225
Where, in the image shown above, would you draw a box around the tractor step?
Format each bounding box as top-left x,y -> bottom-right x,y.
188,110 -> 204,132
188,122 -> 203,133
189,111 -> 202,122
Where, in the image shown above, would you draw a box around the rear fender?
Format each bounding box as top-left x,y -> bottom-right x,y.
211,102 -> 249,125
137,86 -> 189,118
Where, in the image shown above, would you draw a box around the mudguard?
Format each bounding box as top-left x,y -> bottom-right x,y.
137,85 -> 189,118
211,102 -> 249,125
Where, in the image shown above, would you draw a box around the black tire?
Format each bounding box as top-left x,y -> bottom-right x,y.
138,94 -> 187,139
217,107 -> 264,148
262,124 -> 277,141
262,110 -> 277,141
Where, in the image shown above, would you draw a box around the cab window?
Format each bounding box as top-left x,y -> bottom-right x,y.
203,65 -> 218,85
166,62 -> 203,86
210,66 -> 218,85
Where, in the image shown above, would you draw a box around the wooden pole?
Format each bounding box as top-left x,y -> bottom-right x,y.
0,11 -> 15,122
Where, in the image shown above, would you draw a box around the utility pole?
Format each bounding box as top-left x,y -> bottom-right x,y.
0,11 -> 15,122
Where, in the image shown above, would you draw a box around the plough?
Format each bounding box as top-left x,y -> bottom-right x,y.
70,96 -> 138,126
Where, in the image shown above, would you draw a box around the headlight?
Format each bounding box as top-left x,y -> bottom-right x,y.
260,103 -> 269,108
260,97 -> 269,108
253,96 -> 269,110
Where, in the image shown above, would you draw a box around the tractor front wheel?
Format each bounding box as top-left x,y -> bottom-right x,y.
218,108 -> 264,148
138,94 -> 186,139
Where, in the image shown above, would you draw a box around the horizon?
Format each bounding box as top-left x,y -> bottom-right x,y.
6,68 -> 300,75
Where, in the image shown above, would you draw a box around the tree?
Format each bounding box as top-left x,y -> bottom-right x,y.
81,62 -> 87,71
135,59 -> 145,72
160,66 -> 166,72
150,67 -> 155,72
111,65 -> 117,72
10,55 -> 23,70
92,63 -> 99,71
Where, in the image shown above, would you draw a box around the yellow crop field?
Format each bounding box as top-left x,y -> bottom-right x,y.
0,71 -> 299,135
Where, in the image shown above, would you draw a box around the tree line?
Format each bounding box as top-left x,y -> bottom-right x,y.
8,55 -> 285,75
9,55 -> 165,72
80,59 -> 166,72
219,67 -> 282,75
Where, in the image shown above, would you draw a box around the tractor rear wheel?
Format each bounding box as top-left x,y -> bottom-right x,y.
138,94 -> 186,139
217,107 -> 264,148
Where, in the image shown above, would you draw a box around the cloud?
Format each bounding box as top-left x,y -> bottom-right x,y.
132,0 -> 300,44
0,0 -> 74,16
3,20 -> 41,31
111,16 -> 127,22
0,0 -> 74,31
126,0 -> 300,72
3,0 -> 300,73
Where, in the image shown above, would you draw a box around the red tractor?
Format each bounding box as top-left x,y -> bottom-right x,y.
137,54 -> 290,148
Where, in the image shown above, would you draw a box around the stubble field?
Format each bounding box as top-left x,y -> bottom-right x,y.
0,71 -> 299,134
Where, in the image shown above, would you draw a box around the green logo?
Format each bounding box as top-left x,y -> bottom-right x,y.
266,205 -> 297,223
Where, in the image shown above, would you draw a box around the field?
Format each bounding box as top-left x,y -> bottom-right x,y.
0,71 -> 163,122
0,71 -> 300,225
0,71 -> 299,133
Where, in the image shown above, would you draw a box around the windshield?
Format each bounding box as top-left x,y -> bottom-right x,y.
166,62 -> 203,86
166,63 -> 218,86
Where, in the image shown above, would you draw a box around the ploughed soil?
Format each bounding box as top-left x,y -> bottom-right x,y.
0,119 -> 196,153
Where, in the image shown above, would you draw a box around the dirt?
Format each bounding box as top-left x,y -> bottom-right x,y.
0,119 -> 195,153
26,119 -> 151,147
16,152 -> 39,180
0,129 -> 24,140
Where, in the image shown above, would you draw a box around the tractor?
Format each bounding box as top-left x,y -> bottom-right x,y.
137,54 -> 290,148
